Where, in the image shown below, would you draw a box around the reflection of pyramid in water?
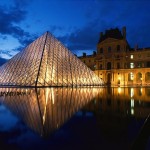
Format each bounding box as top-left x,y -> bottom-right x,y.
0,88 -> 99,137
0,32 -> 103,86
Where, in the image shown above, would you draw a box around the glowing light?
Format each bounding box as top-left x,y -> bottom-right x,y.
130,88 -> 134,97
130,72 -> 134,80
130,63 -> 134,68
130,54 -> 133,59
51,88 -> 55,105
43,88 -> 49,125
131,108 -> 134,115
118,87 -> 121,94
131,98 -> 134,107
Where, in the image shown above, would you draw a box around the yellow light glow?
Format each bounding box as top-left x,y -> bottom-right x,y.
130,72 -> 134,80
118,87 -> 121,94
130,55 -> 133,59
130,88 -> 134,97
43,88 -> 49,125
131,108 -> 134,115
51,88 -> 55,104
131,98 -> 134,107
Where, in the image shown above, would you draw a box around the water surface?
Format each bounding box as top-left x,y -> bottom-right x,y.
0,87 -> 149,150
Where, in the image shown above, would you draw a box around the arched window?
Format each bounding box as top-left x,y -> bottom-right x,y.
145,88 -> 150,96
128,72 -> 134,81
145,72 -> 150,82
136,72 -> 142,82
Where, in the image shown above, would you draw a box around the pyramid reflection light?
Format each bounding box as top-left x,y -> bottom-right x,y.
0,88 -> 98,137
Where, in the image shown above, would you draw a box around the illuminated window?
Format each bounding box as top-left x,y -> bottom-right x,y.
130,63 -> 134,68
131,73 -> 134,80
130,55 -> 133,59
129,72 -> 134,81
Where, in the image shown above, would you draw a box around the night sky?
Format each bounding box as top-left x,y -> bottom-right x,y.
0,0 -> 150,62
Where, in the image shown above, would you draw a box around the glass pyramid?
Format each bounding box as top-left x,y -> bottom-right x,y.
0,32 -> 103,87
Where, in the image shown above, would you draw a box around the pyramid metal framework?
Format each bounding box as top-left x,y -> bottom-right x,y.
0,32 -> 103,87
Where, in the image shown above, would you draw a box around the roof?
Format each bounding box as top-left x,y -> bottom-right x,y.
98,28 -> 123,43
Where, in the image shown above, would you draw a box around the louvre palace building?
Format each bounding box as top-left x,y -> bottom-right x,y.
79,27 -> 150,86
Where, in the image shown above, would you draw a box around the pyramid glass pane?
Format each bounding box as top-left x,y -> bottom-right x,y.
0,32 -> 103,87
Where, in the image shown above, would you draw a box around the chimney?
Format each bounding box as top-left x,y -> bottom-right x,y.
122,26 -> 126,39
93,51 -> 96,56
83,52 -> 86,57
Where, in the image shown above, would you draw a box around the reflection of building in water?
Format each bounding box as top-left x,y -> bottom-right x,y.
80,87 -> 150,146
0,88 -> 99,137
84,87 -> 150,119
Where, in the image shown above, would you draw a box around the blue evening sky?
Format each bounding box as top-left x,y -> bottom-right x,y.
0,0 -> 150,59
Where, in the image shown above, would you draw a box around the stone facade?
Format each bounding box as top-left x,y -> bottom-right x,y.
79,27 -> 150,86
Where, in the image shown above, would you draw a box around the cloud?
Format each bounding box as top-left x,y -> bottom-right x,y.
50,25 -> 64,33
0,49 -> 20,59
55,0 -> 150,56
13,0 -> 31,8
56,19 -> 109,55
0,0 -> 37,46
0,0 -> 37,59
0,4 -> 26,33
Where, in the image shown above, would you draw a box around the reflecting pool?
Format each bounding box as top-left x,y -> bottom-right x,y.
0,87 -> 149,150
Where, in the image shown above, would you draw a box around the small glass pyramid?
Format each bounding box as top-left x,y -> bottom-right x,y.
0,32 -> 103,87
